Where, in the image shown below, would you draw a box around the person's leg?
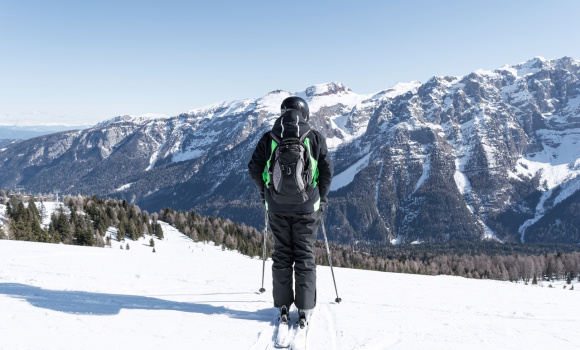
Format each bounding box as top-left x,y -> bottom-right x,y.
268,212 -> 295,308
291,211 -> 320,310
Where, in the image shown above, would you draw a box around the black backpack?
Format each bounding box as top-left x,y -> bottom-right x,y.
265,131 -> 317,204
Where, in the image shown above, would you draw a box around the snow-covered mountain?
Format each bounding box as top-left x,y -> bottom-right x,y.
0,224 -> 578,349
1,57 -> 580,244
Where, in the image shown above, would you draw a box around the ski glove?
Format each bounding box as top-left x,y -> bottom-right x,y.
320,197 -> 327,212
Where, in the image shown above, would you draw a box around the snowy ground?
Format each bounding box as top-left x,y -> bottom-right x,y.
1,223 -> 579,349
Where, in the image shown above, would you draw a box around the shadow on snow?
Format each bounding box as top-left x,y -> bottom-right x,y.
0,283 -> 273,320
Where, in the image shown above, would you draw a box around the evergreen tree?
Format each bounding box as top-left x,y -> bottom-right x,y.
28,197 -> 40,222
55,209 -> 72,243
9,201 -> 32,241
39,200 -> 47,223
48,221 -> 59,243
5,201 -> 12,218
117,223 -> 126,241
153,223 -> 164,239
29,217 -> 42,242
73,216 -> 93,246
127,221 -> 137,241
40,227 -> 50,243
143,212 -> 152,235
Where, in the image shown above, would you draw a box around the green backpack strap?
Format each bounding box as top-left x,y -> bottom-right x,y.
302,132 -> 319,188
262,132 -> 279,187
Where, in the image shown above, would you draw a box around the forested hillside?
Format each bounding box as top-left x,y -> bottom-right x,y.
2,192 -> 579,283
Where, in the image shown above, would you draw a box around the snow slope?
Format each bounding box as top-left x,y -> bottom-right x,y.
0,223 -> 579,349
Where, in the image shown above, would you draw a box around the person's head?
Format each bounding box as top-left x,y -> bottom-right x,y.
281,96 -> 309,121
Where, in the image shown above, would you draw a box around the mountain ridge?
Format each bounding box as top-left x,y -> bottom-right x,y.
1,56 -> 579,244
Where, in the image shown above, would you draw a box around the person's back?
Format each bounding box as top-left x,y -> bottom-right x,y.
248,96 -> 334,332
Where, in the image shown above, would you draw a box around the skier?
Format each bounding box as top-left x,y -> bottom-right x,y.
248,96 -> 334,338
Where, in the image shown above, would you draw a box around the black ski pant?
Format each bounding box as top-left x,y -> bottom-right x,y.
268,211 -> 321,310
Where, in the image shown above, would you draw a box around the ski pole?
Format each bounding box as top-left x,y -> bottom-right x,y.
259,209 -> 268,293
321,217 -> 342,303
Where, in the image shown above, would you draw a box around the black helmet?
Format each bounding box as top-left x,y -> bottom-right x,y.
281,96 -> 309,120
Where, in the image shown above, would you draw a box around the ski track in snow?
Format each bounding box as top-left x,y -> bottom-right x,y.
1,219 -> 580,349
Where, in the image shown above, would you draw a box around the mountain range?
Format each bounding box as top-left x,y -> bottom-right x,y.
1,56 -> 579,244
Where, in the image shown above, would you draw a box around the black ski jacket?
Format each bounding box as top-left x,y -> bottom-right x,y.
248,110 -> 334,213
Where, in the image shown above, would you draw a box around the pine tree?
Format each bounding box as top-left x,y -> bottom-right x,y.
95,229 -> 104,247
9,201 -> 32,241
55,209 -> 72,243
127,221 -> 137,241
117,224 -> 125,241
5,201 -> 12,218
39,200 -> 47,223
153,223 -> 164,239
28,197 -> 40,222
48,222 -> 59,243
126,243 -> 130,250
149,238 -> 155,247
40,227 -> 51,243
29,216 -> 42,242
143,212 -> 152,235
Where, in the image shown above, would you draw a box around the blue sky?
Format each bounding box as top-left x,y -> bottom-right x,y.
1,0 -> 579,125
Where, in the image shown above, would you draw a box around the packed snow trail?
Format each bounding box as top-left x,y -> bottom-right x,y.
1,222 -> 580,349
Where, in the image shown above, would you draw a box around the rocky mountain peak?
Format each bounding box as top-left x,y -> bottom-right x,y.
96,113 -> 170,128
305,82 -> 351,97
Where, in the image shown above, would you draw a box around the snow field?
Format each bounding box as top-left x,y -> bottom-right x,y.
1,221 -> 579,349
1,224 -> 272,349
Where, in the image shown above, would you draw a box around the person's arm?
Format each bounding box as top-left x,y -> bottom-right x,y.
247,133 -> 269,201
315,132 -> 334,203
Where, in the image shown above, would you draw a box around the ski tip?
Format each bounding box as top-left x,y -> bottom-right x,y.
335,297 -> 342,303
259,287 -> 266,293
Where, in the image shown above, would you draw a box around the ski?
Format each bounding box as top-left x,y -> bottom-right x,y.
290,310 -> 310,350
274,306 -> 292,348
